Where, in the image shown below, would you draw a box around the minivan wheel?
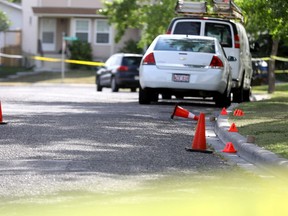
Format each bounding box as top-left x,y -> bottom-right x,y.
233,87 -> 243,103
139,87 -> 152,104
111,77 -> 119,92
243,87 -> 251,102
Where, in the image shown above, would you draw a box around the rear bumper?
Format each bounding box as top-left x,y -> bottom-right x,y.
116,74 -> 140,88
140,67 -> 228,95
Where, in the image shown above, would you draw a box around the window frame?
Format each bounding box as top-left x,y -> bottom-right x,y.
95,19 -> 111,45
73,18 -> 91,43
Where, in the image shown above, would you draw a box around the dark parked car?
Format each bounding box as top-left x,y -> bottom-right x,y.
96,53 -> 143,92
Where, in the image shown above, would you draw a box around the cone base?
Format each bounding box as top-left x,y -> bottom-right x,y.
185,148 -> 213,154
0,122 -> 7,125
222,150 -> 237,154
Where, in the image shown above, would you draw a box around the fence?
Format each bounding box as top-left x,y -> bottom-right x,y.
0,30 -> 22,67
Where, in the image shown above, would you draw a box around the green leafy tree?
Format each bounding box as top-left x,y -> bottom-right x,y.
0,11 -> 10,32
100,0 -> 175,49
236,0 -> 288,93
7,0 -> 21,3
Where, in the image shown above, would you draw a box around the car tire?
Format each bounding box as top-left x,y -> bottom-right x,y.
215,86 -> 231,108
139,87 -> 153,104
111,77 -> 119,92
96,77 -> 102,92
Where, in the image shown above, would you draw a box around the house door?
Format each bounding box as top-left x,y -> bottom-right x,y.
40,18 -> 56,51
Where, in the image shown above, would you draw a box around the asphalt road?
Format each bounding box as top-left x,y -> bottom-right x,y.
0,84 -> 240,200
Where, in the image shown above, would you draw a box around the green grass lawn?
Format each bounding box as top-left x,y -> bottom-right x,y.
230,83 -> 288,159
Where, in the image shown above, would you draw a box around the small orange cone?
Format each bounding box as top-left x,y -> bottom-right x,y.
220,107 -> 227,115
238,109 -> 244,116
228,123 -> 238,132
186,113 -> 213,154
233,109 -> 239,116
0,101 -> 8,125
171,104 -> 198,121
234,109 -> 244,116
222,142 -> 237,153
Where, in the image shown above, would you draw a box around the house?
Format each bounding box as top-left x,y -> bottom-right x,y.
22,0 -> 142,70
0,0 -> 22,66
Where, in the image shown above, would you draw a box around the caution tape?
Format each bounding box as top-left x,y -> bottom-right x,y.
252,57 -> 271,61
32,56 -> 60,62
271,55 -> 288,62
2,52 -> 288,68
0,53 -> 23,59
0,52 -> 105,66
65,59 -> 104,66
252,56 -> 288,62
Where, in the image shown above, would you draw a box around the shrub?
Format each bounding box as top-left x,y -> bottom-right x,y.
68,40 -> 93,69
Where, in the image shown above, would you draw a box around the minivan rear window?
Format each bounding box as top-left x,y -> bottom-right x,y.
173,22 -> 201,35
205,23 -> 232,47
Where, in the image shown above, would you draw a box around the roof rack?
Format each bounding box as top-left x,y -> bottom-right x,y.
175,0 -> 244,22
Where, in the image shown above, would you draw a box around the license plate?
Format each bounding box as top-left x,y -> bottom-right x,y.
172,74 -> 190,82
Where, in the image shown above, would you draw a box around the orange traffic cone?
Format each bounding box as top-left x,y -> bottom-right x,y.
171,104 -> 198,121
234,109 -> 244,116
0,101 -> 7,125
222,142 -> 237,153
228,123 -> 238,132
238,109 -> 244,116
233,109 -> 239,116
186,113 -> 213,154
220,107 -> 227,115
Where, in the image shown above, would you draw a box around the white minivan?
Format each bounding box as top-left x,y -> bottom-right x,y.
167,17 -> 253,102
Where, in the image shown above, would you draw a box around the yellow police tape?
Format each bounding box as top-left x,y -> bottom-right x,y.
32,56 -> 105,66
2,52 -> 288,69
252,55 -> 288,62
0,53 -> 105,67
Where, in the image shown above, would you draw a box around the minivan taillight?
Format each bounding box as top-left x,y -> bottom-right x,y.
117,65 -> 129,71
166,30 -> 171,34
143,53 -> 156,65
234,34 -> 240,48
209,56 -> 224,68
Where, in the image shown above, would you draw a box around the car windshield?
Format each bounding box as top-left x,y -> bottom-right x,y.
154,38 -> 215,53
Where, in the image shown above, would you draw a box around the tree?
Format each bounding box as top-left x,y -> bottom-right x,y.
7,0 -> 21,3
100,0 -> 175,49
0,11 -> 10,32
236,0 -> 288,93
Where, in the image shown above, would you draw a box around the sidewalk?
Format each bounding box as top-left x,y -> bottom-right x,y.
214,95 -> 288,177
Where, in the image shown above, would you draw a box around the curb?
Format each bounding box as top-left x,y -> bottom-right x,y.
214,103 -> 288,177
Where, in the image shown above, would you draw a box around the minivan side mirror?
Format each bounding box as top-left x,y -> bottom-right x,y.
227,56 -> 237,61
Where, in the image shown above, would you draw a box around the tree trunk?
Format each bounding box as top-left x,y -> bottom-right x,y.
268,39 -> 279,94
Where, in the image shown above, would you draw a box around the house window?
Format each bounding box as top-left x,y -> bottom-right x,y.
95,20 -> 110,44
75,19 -> 90,42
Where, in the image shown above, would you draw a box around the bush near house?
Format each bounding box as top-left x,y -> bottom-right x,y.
119,39 -> 143,54
68,40 -> 93,69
